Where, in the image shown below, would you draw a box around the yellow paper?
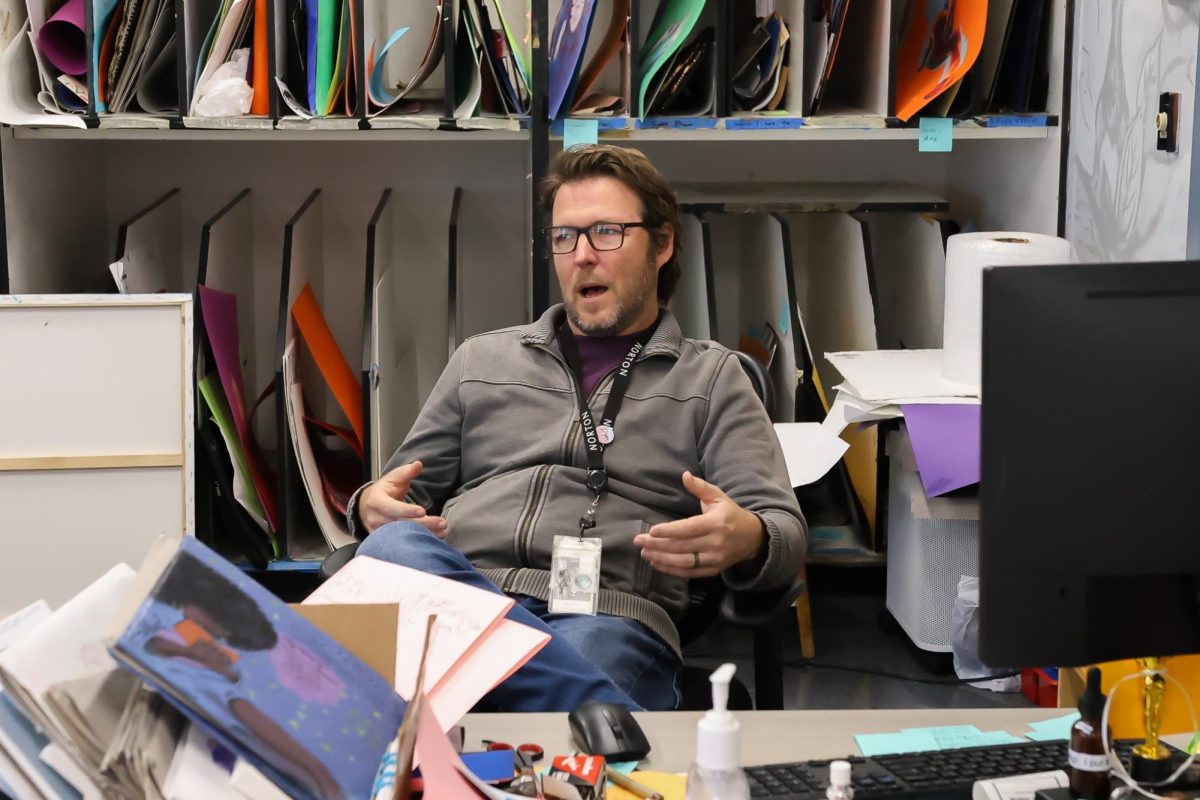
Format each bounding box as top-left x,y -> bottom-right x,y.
1063,657 -> 1200,739
608,771 -> 687,800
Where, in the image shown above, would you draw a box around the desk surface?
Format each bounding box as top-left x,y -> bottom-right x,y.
463,708 -> 1074,773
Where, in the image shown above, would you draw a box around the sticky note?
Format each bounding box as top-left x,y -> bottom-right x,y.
1024,712 -> 1080,741
855,731 -> 941,757
918,117 -> 953,152
564,119 -> 599,149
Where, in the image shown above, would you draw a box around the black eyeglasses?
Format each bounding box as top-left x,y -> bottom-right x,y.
544,222 -> 650,254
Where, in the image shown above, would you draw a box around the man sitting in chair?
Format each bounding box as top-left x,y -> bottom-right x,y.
348,144 -> 806,711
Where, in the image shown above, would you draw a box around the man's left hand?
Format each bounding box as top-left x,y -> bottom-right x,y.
635,471 -> 765,578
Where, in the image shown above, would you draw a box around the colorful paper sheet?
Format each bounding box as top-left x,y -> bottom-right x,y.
304,557 -> 514,706
290,283 -> 364,446
198,285 -> 278,530
900,403 -> 981,496
636,0 -> 706,116
198,373 -> 267,524
547,0 -> 597,119
37,0 -> 88,76
250,0 -> 268,113
894,0 -> 987,121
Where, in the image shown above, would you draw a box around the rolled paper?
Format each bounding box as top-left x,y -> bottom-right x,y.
38,0 -> 88,76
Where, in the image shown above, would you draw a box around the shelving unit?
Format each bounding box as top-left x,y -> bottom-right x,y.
0,0 -> 1074,601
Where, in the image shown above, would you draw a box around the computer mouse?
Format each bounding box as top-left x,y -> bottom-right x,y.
567,701 -> 651,762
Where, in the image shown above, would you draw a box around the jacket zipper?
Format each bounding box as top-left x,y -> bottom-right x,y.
515,464 -> 552,568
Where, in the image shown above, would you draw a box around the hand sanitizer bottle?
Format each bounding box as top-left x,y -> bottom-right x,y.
685,663 -> 750,800
826,760 -> 854,799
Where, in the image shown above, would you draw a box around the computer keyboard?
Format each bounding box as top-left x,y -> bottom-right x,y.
743,738 -> 1186,799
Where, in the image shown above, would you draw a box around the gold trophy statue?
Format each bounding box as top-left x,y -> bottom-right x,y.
1130,657 -> 1175,783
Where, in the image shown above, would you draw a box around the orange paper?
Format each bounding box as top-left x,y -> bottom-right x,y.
251,0 -> 269,114
290,284 -> 364,446
894,0 -> 987,121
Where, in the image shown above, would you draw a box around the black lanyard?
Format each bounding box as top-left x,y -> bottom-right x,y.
556,317 -> 659,536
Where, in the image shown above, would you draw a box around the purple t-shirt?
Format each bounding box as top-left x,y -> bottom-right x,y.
576,331 -> 643,398
575,330 -> 644,398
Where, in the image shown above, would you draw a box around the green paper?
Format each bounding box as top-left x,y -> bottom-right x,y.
564,119 -> 599,148
635,0 -> 706,116
855,731 -> 941,757
491,0 -> 529,92
323,0 -> 350,115
919,117 -> 953,152
314,0 -> 338,113
198,373 -> 268,526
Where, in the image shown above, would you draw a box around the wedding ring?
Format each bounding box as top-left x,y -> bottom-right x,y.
693,552 -> 701,569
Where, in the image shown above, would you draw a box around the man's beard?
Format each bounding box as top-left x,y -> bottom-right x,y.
567,256 -> 658,337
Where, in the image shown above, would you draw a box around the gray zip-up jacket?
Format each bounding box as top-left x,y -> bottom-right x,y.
352,304 -> 806,654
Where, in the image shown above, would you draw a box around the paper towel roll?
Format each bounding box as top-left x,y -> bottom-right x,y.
942,232 -> 1073,388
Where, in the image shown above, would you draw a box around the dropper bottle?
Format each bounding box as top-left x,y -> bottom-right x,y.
685,663 -> 750,800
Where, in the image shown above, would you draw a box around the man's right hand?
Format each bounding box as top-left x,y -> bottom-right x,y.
358,461 -> 449,537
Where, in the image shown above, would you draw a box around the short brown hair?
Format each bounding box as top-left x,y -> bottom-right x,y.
540,145 -> 683,304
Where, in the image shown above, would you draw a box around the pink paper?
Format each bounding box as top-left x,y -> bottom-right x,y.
198,285 -> 277,531
428,619 -> 550,729
414,705 -> 482,799
37,0 -> 87,76
303,557 -> 515,708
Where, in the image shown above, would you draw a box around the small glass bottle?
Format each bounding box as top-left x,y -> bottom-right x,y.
826,760 -> 854,800
1068,667 -> 1112,799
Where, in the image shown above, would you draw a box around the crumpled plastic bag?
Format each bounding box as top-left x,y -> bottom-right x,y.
192,48 -> 253,117
952,575 -> 1021,692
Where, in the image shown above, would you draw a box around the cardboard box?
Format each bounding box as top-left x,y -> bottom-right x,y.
291,603 -> 399,683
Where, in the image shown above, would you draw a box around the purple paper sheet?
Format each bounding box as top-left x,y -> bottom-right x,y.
901,403 -> 981,497
548,0 -> 598,119
198,286 -> 250,445
37,0 -> 87,76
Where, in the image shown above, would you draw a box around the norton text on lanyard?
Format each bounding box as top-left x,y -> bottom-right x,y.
555,316 -> 660,536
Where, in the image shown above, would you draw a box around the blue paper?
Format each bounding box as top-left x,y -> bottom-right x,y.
367,27 -> 410,106
636,116 -> 718,130
461,750 -> 516,782
725,117 -> 805,130
564,119 -> 599,149
855,731 -> 941,756
91,0 -> 121,112
0,691 -> 82,799
919,117 -> 953,152
547,0 -> 598,119
983,114 -> 1049,128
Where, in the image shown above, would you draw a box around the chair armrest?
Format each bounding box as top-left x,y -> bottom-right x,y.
318,542 -> 361,583
717,579 -> 806,629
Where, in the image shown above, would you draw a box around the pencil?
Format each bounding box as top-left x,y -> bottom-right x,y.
606,766 -> 665,800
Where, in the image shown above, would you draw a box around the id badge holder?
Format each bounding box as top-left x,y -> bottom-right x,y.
549,535 -> 602,615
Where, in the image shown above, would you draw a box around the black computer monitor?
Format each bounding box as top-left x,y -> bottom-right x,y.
979,261 -> 1200,668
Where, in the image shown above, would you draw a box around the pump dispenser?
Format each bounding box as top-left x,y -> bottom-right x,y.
685,663 -> 750,800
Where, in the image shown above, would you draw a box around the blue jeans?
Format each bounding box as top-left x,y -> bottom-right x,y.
355,521 -> 680,712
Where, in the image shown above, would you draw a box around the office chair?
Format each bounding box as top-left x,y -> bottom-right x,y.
317,350 -> 808,711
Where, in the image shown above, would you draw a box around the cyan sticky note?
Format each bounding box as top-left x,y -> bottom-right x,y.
855,731 -> 941,757
918,117 -> 953,152
1025,712 -> 1080,741
564,119 -> 599,149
